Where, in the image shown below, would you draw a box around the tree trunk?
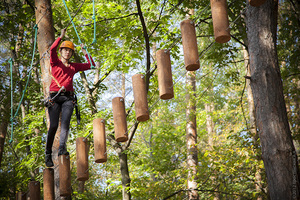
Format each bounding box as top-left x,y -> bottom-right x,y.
186,71 -> 198,200
243,47 -> 263,200
118,148 -> 131,200
246,0 -> 300,198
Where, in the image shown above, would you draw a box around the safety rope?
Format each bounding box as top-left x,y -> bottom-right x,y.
9,24 -> 38,143
62,0 -> 95,69
92,0 -> 97,44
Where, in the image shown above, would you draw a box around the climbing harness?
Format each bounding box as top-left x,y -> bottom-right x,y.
62,0 -> 95,69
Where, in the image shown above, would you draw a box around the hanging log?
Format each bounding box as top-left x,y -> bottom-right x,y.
93,118 -> 107,163
180,19 -> 200,71
16,191 -> 26,200
76,137 -> 89,181
112,97 -> 128,142
156,49 -> 174,100
210,0 -> 231,43
43,168 -> 54,200
132,74 -> 150,122
59,155 -> 71,196
29,181 -> 40,200
249,0 -> 267,7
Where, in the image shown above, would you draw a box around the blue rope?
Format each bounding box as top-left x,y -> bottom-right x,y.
62,0 -> 95,69
91,0 -> 97,45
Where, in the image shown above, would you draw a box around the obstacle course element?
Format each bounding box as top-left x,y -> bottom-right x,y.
156,50 -> 174,100
132,74 -> 150,122
43,168 -> 54,200
112,97 -> 128,142
59,155 -> 71,196
76,137 -> 89,181
210,0 -> 231,43
180,19 -> 200,71
249,0 -> 267,7
93,118 -> 107,163
29,181 -> 40,200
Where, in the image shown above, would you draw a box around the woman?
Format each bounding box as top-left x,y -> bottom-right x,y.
45,29 -> 95,167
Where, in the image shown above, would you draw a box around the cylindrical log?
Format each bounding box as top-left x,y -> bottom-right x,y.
156,50 -> 174,100
59,155 -> 71,196
93,118 -> 107,163
249,0 -> 267,7
132,74 -> 150,121
180,19 -> 200,71
210,0 -> 231,43
16,191 -> 26,200
43,168 -> 54,200
76,137 -> 89,181
29,181 -> 40,200
112,97 -> 128,142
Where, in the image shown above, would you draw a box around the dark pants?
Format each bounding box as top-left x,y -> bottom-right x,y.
45,94 -> 74,154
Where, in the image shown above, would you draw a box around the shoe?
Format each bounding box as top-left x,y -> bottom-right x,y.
58,146 -> 69,156
45,154 -> 54,167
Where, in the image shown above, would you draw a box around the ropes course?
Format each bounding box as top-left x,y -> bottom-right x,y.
4,0 -> 253,198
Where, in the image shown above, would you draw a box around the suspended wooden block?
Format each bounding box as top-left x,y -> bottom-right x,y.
76,137 -> 89,181
93,118 -> 107,163
156,49 -> 174,100
180,19 -> 200,71
132,74 -> 150,122
112,97 -> 128,142
43,168 -> 54,200
59,155 -> 71,196
210,0 -> 231,43
29,181 -> 40,200
249,0 -> 267,7
16,191 -> 26,200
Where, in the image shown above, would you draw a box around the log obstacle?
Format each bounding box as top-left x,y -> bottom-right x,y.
29,181 -> 40,200
156,49 -> 174,100
112,97 -> 128,142
59,155 -> 71,196
180,19 -> 200,71
43,168 -> 54,200
249,0 -> 267,7
93,118 -> 107,163
76,137 -> 89,181
210,0 -> 231,43
16,191 -> 26,200
132,74 -> 150,122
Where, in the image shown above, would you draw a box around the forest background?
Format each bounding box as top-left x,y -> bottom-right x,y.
0,0 -> 299,199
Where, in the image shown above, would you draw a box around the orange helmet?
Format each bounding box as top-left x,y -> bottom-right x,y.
60,41 -> 75,51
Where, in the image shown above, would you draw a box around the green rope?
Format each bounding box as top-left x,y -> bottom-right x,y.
9,58 -> 14,144
91,0 -> 97,44
9,24 -> 38,143
62,0 -> 95,69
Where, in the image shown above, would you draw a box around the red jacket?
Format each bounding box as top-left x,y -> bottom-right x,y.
49,37 -> 95,92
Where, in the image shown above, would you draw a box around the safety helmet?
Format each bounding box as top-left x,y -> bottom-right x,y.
59,41 -> 75,51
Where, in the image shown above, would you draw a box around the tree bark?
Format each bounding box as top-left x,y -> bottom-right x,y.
246,0 -> 300,198
186,71 -> 198,200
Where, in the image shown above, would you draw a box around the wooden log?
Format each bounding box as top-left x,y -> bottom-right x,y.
43,168 -> 54,200
210,0 -> 231,43
93,118 -> 107,163
16,191 -> 26,200
58,155 -> 71,196
132,74 -> 150,121
156,49 -> 174,100
76,137 -> 89,181
29,181 -> 40,200
112,97 -> 128,142
180,19 -> 200,71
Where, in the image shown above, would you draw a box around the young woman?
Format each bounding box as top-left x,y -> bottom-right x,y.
45,29 -> 95,167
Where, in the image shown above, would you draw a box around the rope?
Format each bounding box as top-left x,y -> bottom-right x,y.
91,0 -> 97,44
62,0 -> 95,69
9,24 -> 38,143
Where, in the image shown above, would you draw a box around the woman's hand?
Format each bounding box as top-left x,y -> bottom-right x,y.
60,28 -> 66,38
80,43 -> 87,56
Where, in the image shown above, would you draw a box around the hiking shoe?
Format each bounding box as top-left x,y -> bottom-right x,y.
45,154 -> 54,168
58,146 -> 69,156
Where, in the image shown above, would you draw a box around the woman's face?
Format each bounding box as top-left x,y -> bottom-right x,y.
60,48 -> 73,60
